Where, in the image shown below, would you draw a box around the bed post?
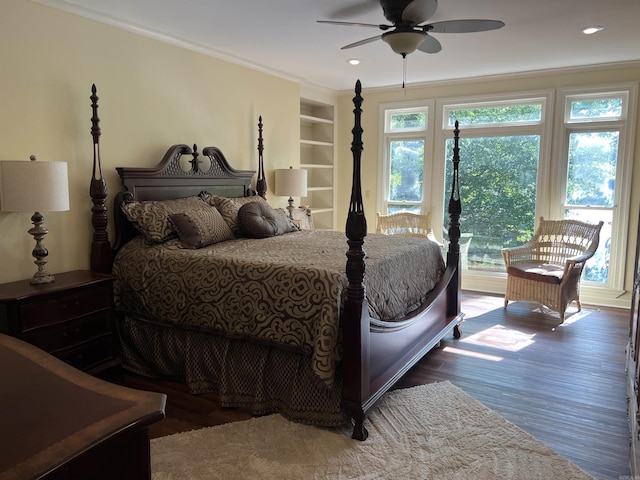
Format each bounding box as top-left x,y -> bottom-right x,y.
89,84 -> 112,273
446,120 -> 462,317
255,116 -> 267,199
341,80 -> 371,441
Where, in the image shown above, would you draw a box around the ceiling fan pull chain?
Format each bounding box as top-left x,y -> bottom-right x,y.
402,53 -> 407,90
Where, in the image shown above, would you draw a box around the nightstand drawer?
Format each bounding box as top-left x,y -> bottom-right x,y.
55,334 -> 115,372
19,283 -> 112,331
22,312 -> 113,353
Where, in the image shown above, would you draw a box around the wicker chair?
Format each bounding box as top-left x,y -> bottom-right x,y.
376,212 -> 443,247
502,217 -> 604,322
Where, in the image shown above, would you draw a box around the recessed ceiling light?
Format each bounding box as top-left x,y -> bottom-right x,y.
582,26 -> 604,35
347,59 -> 361,65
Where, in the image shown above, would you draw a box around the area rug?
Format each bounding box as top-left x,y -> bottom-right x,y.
150,381 -> 594,480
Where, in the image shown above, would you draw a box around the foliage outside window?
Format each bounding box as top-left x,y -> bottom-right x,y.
441,99 -> 547,270
444,134 -> 540,270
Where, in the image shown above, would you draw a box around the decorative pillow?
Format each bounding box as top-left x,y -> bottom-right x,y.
169,205 -> 234,249
200,192 -> 264,209
214,195 -> 267,236
237,201 -> 299,239
121,196 -> 209,243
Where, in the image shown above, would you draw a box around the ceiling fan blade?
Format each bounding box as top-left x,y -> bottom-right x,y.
328,0 -> 380,20
341,35 -> 383,50
402,0 -> 438,25
427,19 -> 505,34
417,34 -> 442,53
317,20 -> 391,30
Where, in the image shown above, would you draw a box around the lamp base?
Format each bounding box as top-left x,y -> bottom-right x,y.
30,270 -> 56,285
28,211 -> 56,285
286,196 -> 295,219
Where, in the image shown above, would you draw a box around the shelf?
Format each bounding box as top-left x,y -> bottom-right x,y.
300,97 -> 336,230
300,139 -> 333,147
300,114 -> 333,125
308,207 -> 333,215
301,164 -> 333,169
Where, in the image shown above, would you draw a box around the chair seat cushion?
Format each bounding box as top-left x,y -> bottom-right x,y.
507,263 -> 565,285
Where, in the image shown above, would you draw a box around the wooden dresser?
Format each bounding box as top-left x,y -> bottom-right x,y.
0,270 -> 120,377
0,333 -> 165,479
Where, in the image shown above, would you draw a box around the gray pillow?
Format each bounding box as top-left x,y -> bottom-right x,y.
210,195 -> 267,236
169,205 -> 234,249
237,201 -> 299,238
121,196 -> 210,243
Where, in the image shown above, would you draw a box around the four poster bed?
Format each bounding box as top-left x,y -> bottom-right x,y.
88,81 -> 464,440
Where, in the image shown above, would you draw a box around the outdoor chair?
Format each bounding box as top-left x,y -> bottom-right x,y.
502,217 -> 603,322
443,227 -> 473,270
376,212 -> 443,248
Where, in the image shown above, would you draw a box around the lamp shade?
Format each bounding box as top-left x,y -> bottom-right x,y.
274,167 -> 307,197
0,158 -> 70,213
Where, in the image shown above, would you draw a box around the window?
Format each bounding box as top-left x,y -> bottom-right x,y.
378,84 -> 636,303
440,95 -> 552,272
552,86 -> 637,294
379,102 -> 434,214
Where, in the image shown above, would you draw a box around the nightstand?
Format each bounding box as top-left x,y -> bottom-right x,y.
0,270 -> 120,377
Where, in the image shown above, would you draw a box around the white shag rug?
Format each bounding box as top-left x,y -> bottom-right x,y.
151,381 -> 594,479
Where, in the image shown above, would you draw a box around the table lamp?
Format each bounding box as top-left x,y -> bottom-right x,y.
0,156 -> 70,284
274,167 -> 307,218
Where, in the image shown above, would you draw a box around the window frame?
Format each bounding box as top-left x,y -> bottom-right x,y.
377,85 -> 636,305
377,99 -> 435,215
551,84 -> 637,300
433,91 -> 554,291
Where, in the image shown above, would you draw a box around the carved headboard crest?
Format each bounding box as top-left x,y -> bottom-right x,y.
117,143 -> 255,180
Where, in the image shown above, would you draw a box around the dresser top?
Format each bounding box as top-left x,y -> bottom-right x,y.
0,270 -> 115,302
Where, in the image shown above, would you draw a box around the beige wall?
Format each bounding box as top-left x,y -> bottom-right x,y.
2,1 -> 639,308
335,65 -> 640,307
0,0 -> 300,284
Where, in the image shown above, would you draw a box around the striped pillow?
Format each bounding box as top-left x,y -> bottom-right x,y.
169,205 -> 234,249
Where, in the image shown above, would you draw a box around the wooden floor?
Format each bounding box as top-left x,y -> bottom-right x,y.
123,291 -> 631,480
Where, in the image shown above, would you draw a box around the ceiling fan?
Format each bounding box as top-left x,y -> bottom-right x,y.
318,0 -> 504,57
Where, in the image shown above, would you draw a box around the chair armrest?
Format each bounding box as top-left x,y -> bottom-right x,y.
558,251 -> 595,281
567,251 -> 595,265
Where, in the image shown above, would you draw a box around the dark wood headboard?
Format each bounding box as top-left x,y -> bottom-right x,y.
88,85 -> 266,273
112,143 -> 258,252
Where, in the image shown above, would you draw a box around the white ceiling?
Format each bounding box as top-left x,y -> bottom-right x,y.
37,0 -> 640,91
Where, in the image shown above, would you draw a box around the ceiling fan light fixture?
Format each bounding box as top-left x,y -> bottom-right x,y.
347,58 -> 361,65
382,30 -> 427,55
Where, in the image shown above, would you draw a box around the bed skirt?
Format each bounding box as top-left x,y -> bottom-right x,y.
117,314 -> 347,427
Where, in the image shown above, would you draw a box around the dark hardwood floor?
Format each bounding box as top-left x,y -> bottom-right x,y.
123,291 -> 631,480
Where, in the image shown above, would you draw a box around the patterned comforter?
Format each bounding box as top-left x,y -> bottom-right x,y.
113,230 -> 445,386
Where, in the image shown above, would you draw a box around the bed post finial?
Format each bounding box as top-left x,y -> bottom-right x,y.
89,84 -> 112,273
189,144 -> 202,173
255,115 -> 267,199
